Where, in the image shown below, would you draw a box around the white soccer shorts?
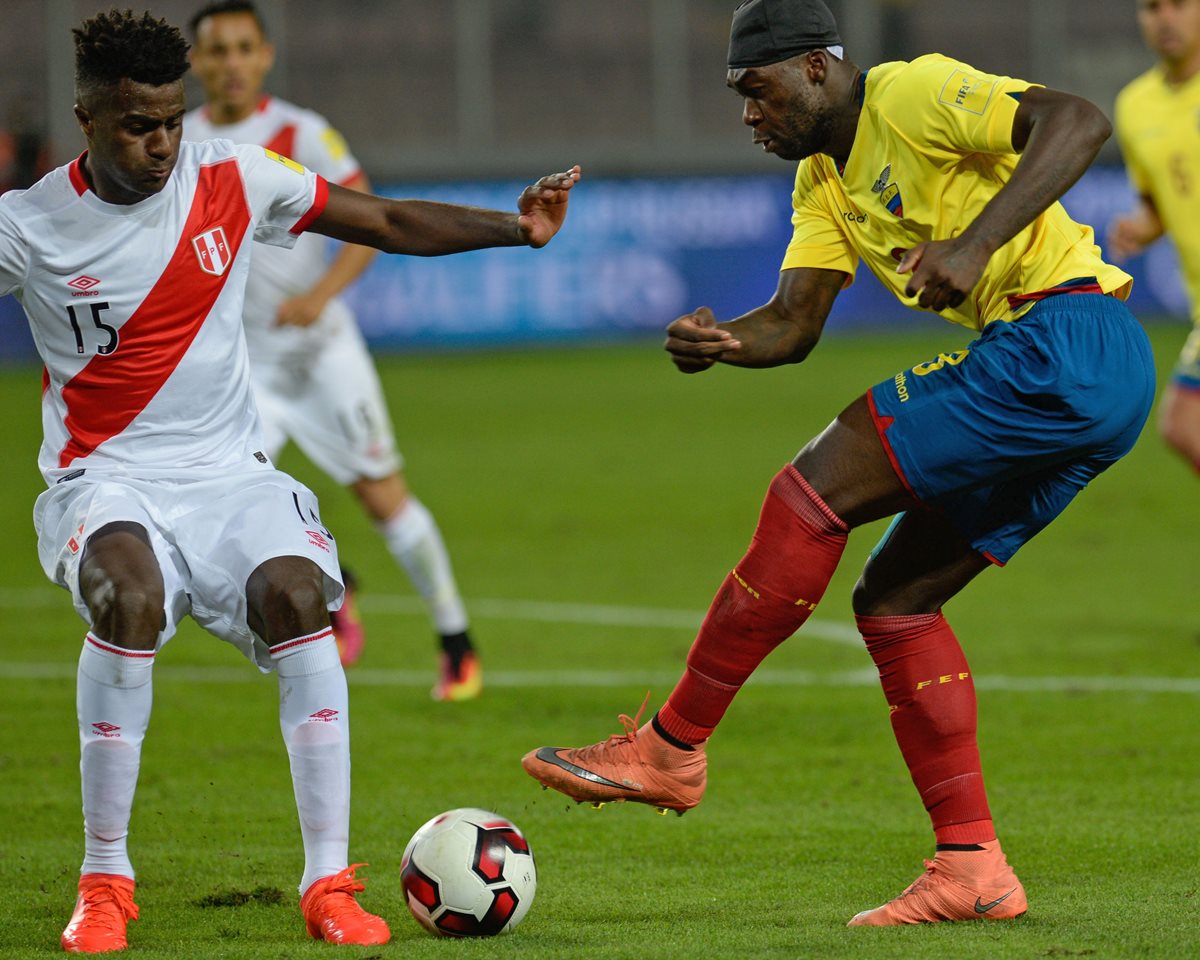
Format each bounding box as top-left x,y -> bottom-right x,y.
250,321 -> 402,485
34,468 -> 343,670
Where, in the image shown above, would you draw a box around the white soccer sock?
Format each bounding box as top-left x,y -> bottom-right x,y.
271,629 -> 350,895
76,634 -> 155,879
380,497 -> 469,636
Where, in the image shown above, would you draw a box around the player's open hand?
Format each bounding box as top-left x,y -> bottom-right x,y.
1106,212 -> 1158,262
517,166 -> 582,248
275,291 -> 328,328
664,307 -> 741,373
897,237 -> 989,313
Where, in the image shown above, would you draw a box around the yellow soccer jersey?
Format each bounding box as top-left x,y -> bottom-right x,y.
1115,66 -> 1200,325
782,54 -> 1132,332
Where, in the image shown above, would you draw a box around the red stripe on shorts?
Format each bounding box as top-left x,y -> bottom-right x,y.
867,389 -> 919,500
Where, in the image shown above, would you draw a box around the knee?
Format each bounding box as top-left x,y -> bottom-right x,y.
247,560 -> 329,644
83,577 -> 165,649
1158,389 -> 1200,461
1159,409 -> 1200,459
851,566 -> 940,619
851,574 -> 893,618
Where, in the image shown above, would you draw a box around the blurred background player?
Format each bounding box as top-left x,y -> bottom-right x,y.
524,0 -> 1154,928
184,0 -> 481,700
1110,0 -> 1200,472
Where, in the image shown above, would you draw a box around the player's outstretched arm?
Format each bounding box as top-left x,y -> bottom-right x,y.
899,87 -> 1111,312
309,166 -> 581,255
664,267 -> 845,373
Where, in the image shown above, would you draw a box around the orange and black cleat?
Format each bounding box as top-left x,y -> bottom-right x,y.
522,699 -> 706,815
848,840 -> 1027,926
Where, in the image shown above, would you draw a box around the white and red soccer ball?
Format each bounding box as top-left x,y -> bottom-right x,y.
401,808 -> 537,937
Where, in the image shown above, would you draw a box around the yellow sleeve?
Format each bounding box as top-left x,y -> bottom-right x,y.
1113,89 -> 1151,197
892,56 -> 1035,157
780,161 -> 858,283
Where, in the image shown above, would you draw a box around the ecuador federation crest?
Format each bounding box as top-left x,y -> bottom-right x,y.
872,164 -> 904,218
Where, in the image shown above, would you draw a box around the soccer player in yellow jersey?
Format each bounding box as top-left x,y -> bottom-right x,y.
523,0 -> 1155,927
1111,0 -> 1200,471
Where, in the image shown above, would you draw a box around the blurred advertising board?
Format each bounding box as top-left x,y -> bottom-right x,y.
348,168 -> 1188,348
0,167 -> 1188,363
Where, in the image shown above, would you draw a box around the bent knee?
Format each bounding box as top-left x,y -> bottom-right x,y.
851,570 -> 942,619
82,576 -> 165,648
246,558 -> 330,643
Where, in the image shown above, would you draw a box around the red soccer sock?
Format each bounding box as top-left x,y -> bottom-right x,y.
656,466 -> 849,745
858,612 -> 995,846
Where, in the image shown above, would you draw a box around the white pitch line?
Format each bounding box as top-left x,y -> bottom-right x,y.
3,587 -> 1196,694
0,662 -> 1195,694
0,587 -> 863,646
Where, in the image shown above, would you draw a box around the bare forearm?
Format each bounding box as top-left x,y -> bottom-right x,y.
961,96 -> 1110,257
717,302 -> 820,368
333,200 -> 524,256
312,169 -> 579,256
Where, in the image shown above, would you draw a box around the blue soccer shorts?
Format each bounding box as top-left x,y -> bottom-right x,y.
867,293 -> 1156,565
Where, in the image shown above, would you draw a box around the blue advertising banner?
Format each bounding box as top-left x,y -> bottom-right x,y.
0,166 -> 1190,363
344,167 -> 1189,348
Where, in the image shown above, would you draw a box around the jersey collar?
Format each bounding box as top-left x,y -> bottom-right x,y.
834,69 -> 870,178
67,150 -> 172,216
68,153 -> 89,196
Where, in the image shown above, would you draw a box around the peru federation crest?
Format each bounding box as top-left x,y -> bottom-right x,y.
192,226 -> 231,276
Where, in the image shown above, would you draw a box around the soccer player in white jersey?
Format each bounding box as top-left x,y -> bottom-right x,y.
0,10 -> 577,953
183,0 -> 481,699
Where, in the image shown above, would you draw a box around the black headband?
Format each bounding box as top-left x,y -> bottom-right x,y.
727,0 -> 842,69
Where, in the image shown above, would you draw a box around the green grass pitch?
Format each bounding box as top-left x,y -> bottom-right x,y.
0,324 -> 1196,959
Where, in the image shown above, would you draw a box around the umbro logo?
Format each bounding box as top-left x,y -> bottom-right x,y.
91,721 -> 121,738
306,530 -> 331,552
308,708 -> 339,722
68,275 -> 101,297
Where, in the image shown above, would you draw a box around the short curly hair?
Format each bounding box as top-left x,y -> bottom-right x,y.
74,8 -> 190,99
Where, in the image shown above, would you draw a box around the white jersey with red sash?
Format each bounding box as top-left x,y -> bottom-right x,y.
0,138 -> 328,484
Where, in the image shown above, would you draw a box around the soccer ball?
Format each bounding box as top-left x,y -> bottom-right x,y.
400,808 -> 537,937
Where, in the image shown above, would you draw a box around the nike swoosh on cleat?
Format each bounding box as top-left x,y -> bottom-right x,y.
974,888 -> 1017,914
533,747 -> 634,791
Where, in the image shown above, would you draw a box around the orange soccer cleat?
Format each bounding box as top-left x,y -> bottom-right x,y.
847,840 -> 1027,926
521,700 -> 707,814
61,873 -> 139,954
300,864 -> 391,946
431,649 -> 482,702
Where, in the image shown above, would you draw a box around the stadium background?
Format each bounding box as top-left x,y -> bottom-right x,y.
0,0 -> 1189,354
1,5 -> 1198,957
